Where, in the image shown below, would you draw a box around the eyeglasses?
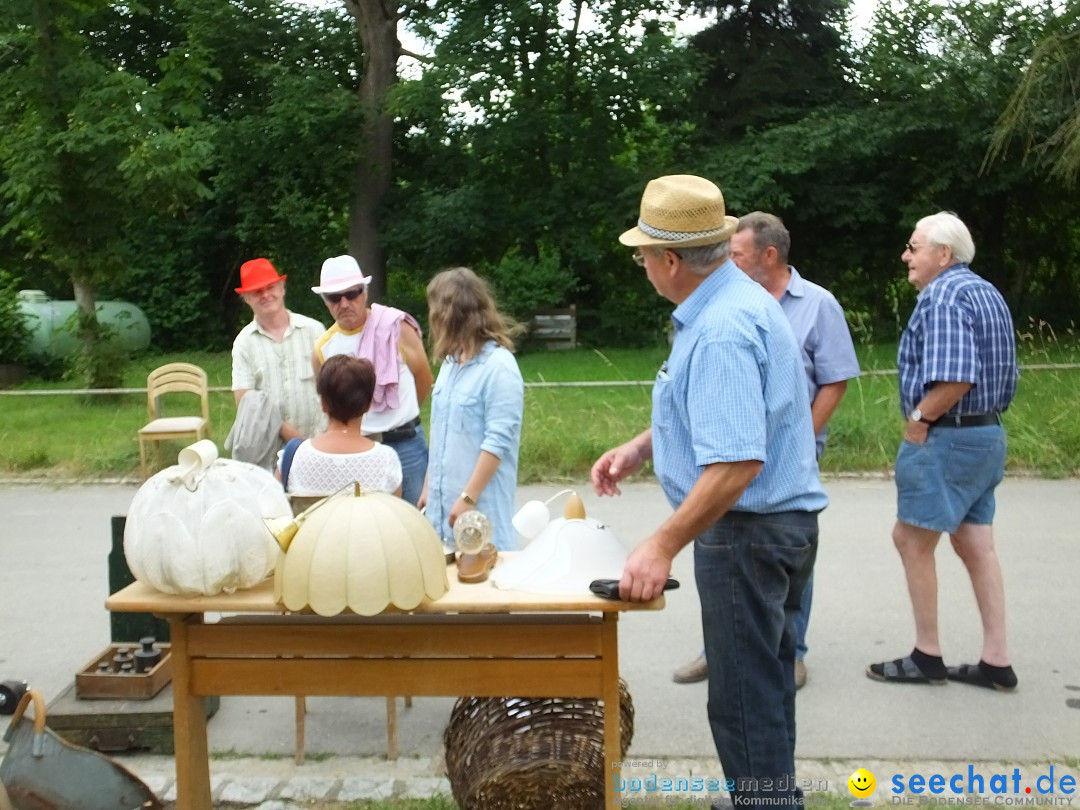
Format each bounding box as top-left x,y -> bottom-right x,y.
632,251 -> 646,267
322,287 -> 365,304
905,242 -> 925,253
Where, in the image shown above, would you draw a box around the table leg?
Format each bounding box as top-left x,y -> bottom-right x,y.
602,612 -> 622,806
171,615 -> 211,810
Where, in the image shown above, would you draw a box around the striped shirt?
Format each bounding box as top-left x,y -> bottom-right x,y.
652,261 -> 827,514
898,264 -> 1018,416
231,311 -> 327,439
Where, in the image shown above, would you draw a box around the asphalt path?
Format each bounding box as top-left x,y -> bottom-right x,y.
2,476 -> 1078,772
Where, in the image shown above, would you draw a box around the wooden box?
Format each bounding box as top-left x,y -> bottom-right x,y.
75,643 -> 172,700
46,682 -> 218,755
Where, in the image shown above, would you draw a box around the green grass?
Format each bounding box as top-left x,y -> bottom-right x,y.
2,343 -> 1079,480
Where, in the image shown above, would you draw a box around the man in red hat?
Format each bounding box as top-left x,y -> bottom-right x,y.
230,258 -> 326,466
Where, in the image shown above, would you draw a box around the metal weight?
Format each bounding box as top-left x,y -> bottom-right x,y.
0,679 -> 29,714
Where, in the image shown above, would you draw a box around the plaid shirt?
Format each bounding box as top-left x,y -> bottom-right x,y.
898,264 -> 1018,416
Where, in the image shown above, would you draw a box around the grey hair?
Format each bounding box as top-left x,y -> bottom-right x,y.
736,211 -> 791,264
651,241 -> 731,276
916,211 -> 976,264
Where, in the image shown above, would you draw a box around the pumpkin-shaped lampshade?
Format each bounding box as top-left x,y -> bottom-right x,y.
274,486 -> 449,617
124,440 -> 291,596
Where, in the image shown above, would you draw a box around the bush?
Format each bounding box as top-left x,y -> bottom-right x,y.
0,271 -> 33,367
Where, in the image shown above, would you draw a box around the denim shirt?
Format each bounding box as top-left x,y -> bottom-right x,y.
426,340 -> 524,550
652,261 -> 827,515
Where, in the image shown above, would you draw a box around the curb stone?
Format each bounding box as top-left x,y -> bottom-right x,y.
125,756 -> 1080,807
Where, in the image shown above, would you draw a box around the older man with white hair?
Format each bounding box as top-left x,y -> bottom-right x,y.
867,211 -> 1019,691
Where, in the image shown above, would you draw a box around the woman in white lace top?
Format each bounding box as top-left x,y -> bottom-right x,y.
283,355 -> 403,496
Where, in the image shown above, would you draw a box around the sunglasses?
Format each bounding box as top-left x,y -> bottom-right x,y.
322,287 -> 365,304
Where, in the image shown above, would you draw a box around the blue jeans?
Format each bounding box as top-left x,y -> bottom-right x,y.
793,573 -> 813,660
386,424 -> 429,507
696,510 -> 818,810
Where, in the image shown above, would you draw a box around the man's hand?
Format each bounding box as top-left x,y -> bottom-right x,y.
904,418 -> 930,445
279,420 -> 303,442
590,435 -> 649,496
619,537 -> 674,602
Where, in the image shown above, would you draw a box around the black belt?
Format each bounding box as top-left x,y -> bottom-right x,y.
370,416 -> 421,443
929,413 -> 1001,428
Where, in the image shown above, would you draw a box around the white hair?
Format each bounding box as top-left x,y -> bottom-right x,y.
916,211 -> 976,264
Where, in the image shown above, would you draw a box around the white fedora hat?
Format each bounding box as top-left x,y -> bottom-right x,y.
311,255 -> 372,295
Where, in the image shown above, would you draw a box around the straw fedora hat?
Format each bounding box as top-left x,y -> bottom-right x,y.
619,175 -> 738,248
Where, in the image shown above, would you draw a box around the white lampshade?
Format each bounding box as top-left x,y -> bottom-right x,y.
512,500 -> 550,542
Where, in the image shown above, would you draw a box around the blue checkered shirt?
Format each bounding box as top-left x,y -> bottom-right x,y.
651,261 -> 827,514
898,263 -> 1018,416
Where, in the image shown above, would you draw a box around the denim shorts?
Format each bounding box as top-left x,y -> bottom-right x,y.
895,424 -> 1006,533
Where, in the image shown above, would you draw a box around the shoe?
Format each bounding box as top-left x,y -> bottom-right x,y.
672,654 -> 707,684
866,654 -> 947,685
794,659 -> 807,690
456,543 -> 498,583
947,662 -> 1018,691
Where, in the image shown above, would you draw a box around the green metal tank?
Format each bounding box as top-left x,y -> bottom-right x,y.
16,290 -> 151,358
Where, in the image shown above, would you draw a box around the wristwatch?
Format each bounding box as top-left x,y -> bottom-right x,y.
909,407 -> 927,423
460,492 -> 476,506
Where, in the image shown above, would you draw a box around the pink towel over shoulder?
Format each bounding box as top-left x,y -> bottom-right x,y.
356,304 -> 421,413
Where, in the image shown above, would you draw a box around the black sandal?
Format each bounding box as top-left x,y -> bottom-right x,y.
866,655 -> 947,685
947,662 -> 1017,691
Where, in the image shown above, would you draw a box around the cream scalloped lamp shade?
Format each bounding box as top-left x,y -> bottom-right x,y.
273,488 -> 449,616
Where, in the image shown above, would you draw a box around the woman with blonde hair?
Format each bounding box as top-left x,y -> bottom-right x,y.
419,268 -> 524,554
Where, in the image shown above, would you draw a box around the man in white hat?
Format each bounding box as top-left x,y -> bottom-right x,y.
230,257 -> 327,467
591,175 -> 826,810
312,255 -> 433,506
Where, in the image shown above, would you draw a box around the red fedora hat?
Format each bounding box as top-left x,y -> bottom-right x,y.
235,258 -> 286,293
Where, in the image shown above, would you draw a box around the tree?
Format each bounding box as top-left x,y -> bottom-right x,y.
386,0 -> 698,344
677,0 -> 854,139
697,0 -> 1079,332
344,0 -> 400,302
986,3 -> 1080,187
0,0 -> 210,383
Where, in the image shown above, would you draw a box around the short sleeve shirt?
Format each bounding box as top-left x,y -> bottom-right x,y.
898,264 -> 1017,416
286,440 -> 403,496
652,262 -> 828,515
231,311 -> 327,439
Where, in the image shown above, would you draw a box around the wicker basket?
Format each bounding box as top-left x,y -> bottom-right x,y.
443,681 -> 634,810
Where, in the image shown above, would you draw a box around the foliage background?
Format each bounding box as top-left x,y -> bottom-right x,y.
1,0 -> 1077,367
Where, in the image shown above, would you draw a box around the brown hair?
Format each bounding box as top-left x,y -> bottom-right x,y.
426,267 -> 522,361
316,355 -> 376,423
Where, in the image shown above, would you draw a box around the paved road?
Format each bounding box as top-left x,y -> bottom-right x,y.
2,476 -> 1078,805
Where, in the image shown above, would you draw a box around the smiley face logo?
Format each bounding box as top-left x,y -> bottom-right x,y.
848,768 -> 877,799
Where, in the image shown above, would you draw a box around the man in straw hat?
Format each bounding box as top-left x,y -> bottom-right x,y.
230,258 -> 327,466
591,175 -> 826,810
672,211 -> 860,689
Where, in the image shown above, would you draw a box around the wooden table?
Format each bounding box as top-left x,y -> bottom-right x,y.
106,568 -> 663,809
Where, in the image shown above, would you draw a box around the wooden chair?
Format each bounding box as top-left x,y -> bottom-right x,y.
137,363 -> 210,479
286,492 -> 411,764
